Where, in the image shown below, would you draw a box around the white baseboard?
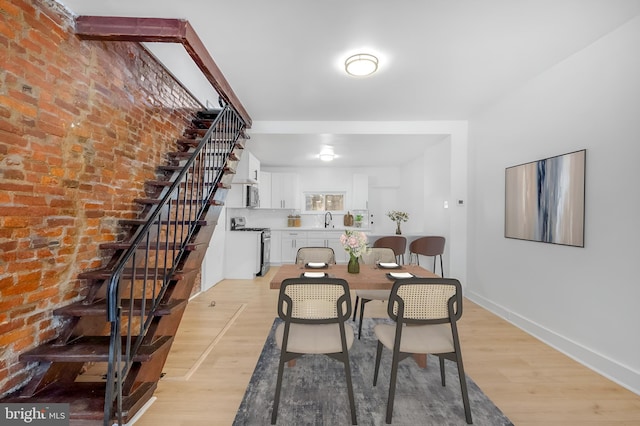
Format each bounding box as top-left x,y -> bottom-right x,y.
467,291 -> 640,395
115,396 -> 157,425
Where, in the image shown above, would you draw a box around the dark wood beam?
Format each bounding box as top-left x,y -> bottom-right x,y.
75,16 -> 252,128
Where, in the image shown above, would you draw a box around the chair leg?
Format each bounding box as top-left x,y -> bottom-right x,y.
357,299 -> 368,340
352,295 -> 359,321
271,357 -> 286,424
343,355 -> 358,425
373,341 -> 383,386
385,347 -> 401,424
439,255 -> 444,277
439,356 -> 446,386
454,352 -> 473,424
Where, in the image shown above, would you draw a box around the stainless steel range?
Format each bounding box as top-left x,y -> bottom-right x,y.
230,217 -> 270,276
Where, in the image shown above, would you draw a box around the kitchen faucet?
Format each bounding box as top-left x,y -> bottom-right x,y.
324,211 -> 333,228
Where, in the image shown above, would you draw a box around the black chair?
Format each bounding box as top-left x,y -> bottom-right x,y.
409,236 -> 445,276
373,277 -> 472,424
272,277 -> 357,425
373,236 -> 407,265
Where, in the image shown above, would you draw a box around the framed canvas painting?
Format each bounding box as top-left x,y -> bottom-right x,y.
505,149 -> 586,247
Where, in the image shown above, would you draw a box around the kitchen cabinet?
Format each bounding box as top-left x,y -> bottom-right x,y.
307,231 -> 347,263
233,151 -> 260,183
226,183 -> 244,208
352,173 -> 369,210
225,231 -> 261,279
281,230 -> 307,263
270,230 -> 281,263
271,172 -> 299,209
258,171 -> 272,208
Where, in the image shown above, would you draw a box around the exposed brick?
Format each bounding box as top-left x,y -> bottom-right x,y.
0,327 -> 32,346
0,0 -> 203,396
3,217 -> 29,228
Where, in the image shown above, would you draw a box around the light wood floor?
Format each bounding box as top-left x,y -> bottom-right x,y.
134,267 -> 640,425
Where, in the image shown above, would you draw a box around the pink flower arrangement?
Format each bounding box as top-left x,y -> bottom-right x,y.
340,230 -> 368,258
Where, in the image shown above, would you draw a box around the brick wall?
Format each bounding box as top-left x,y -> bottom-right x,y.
0,0 -> 203,395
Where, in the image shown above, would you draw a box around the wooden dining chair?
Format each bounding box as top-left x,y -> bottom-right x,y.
373,236 -> 407,265
352,248 -> 396,339
408,236 -> 445,276
373,277 -> 472,424
272,277 -> 357,425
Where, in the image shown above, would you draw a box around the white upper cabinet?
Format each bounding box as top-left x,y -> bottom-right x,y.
271,172 -> 299,209
233,151 -> 260,183
258,171 -> 272,208
352,173 -> 369,210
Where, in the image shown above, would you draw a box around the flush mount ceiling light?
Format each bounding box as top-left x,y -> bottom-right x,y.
319,146 -> 335,162
319,153 -> 334,161
345,53 -> 378,77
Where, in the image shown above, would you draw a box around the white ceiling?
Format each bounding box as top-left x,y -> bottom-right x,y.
59,0 -> 640,166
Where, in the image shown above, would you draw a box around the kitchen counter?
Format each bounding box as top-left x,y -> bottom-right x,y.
272,227 -> 371,232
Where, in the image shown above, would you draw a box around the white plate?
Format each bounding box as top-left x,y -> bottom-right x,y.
389,272 -> 413,279
304,272 -> 326,278
307,262 -> 327,268
379,262 -> 399,269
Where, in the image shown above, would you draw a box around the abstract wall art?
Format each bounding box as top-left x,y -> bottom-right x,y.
505,149 -> 586,247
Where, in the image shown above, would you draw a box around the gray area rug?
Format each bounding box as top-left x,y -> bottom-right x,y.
234,318 -> 513,425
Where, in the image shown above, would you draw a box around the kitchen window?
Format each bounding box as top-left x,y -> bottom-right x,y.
304,192 -> 345,212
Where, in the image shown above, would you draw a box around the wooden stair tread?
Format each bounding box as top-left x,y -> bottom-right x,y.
145,180 -> 229,189
2,381 -> 156,422
157,164 -> 232,172
20,336 -> 172,363
196,109 -> 222,119
99,241 -> 203,250
118,218 -> 208,226
134,198 -> 224,206
177,138 -> 245,150
183,128 -> 208,137
78,267 -> 196,281
191,119 -> 215,129
54,299 -> 187,317
167,151 -> 232,158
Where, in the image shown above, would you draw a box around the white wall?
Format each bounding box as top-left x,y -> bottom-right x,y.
467,16 -> 640,393
201,208 -> 227,291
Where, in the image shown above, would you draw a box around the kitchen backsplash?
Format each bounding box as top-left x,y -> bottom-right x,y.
227,208 -> 370,230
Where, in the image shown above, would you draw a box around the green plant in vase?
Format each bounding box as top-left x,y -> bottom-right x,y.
340,230 -> 368,273
386,210 -> 409,235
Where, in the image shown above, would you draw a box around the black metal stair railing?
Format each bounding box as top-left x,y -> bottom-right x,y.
103,105 -> 245,425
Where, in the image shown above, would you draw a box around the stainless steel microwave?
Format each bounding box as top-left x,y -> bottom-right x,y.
245,185 -> 259,208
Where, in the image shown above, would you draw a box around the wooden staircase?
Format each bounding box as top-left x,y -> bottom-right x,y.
2,106 -> 247,425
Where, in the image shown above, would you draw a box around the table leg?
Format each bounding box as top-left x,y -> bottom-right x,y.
413,354 -> 427,368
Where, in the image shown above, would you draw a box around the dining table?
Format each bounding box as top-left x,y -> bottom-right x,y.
269,263 -> 439,290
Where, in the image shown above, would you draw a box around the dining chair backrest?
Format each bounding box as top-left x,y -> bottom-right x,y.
295,247 -> 336,265
278,277 -> 352,324
409,236 -> 445,275
387,277 -> 462,325
373,236 -> 407,263
360,248 -> 397,265
409,236 -> 445,257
